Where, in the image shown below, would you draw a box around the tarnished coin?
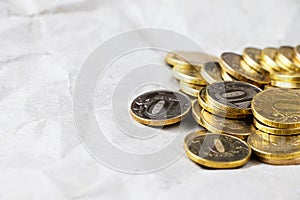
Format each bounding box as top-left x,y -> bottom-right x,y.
165,51 -> 218,70
184,131 -> 251,168
270,71 -> 300,82
220,53 -> 270,86
252,88 -> 300,128
270,80 -> 300,89
206,81 -> 262,115
258,156 -> 300,165
242,47 -> 266,73
180,81 -> 204,97
200,62 -> 223,84
220,70 -> 238,81
200,109 -> 252,139
247,129 -> 300,160
130,90 -> 191,126
173,65 -> 207,85
197,87 -> 249,119
276,46 -> 296,71
253,118 -> 300,135
261,47 -> 281,72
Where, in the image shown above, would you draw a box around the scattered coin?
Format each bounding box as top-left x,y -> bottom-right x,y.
180,81 -> 204,97
206,81 -> 262,115
200,62 -> 224,84
130,90 -> 191,126
184,131 -> 251,168
173,65 -> 207,85
251,88 -> 300,128
165,51 -> 218,70
220,52 -> 270,86
247,128 -> 300,160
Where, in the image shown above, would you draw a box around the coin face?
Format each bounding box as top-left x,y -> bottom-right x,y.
200,109 -> 252,139
180,81 -> 204,97
206,81 -> 262,114
165,51 -> 218,70
220,53 -> 270,85
184,131 -> 251,168
173,65 -> 207,85
242,47 -> 266,73
200,62 -> 223,84
130,90 -> 191,126
247,129 -> 300,160
197,87 -> 249,118
251,88 -> 300,128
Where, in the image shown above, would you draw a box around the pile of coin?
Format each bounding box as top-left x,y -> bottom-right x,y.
130,45 -> 300,169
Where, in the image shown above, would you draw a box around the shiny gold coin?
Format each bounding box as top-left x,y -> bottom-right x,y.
276,46 -> 295,70
165,51 -> 218,70
220,53 -> 270,86
206,81 -> 262,115
270,80 -> 300,89
184,131 -> 251,168
253,118 -> 300,135
197,87 -> 249,119
258,156 -> 300,165
200,62 -> 223,84
191,99 -> 204,126
261,47 -> 281,72
252,88 -> 300,128
275,56 -> 296,72
180,81 -> 204,97
242,47 -> 266,73
173,65 -> 207,85
294,45 -> 300,63
247,128 -> 300,160
200,108 -> 252,139
130,90 -> 191,126
220,69 -> 238,81
294,57 -> 300,69
270,71 -> 300,82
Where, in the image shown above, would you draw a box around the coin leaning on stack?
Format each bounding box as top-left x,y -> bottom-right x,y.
130,45 -> 300,169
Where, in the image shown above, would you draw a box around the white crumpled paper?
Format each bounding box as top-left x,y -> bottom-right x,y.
0,0 -> 299,199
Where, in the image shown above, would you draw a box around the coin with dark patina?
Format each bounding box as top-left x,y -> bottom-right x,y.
184,131 -> 251,168
200,62 -> 224,84
130,90 -> 191,126
206,81 -> 262,114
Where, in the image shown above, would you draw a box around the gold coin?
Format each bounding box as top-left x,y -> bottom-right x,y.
200,62 -> 223,84
200,108 -> 252,139
261,47 -> 281,72
184,131 -> 251,168
270,80 -> 300,89
275,56 -> 296,72
173,65 -> 207,85
252,88 -> 300,128
242,47 -> 266,73
247,128 -> 300,160
220,53 -> 270,86
277,46 -> 295,67
165,51 -> 218,70
253,118 -> 300,135
130,90 -> 191,126
220,69 -> 238,81
294,57 -> 300,68
206,81 -> 262,115
270,71 -> 300,82
180,81 -> 204,97
197,87 -> 249,119
294,45 -> 300,63
258,156 -> 300,165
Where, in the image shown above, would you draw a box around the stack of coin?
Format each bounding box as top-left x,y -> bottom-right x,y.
165,51 -> 219,97
192,81 -> 261,140
250,88 -> 300,164
270,71 -> 300,89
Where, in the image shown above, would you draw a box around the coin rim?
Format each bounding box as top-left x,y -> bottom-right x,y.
253,118 -> 300,135
173,65 -> 207,85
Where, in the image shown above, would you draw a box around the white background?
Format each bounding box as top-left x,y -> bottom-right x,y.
0,0 -> 299,199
